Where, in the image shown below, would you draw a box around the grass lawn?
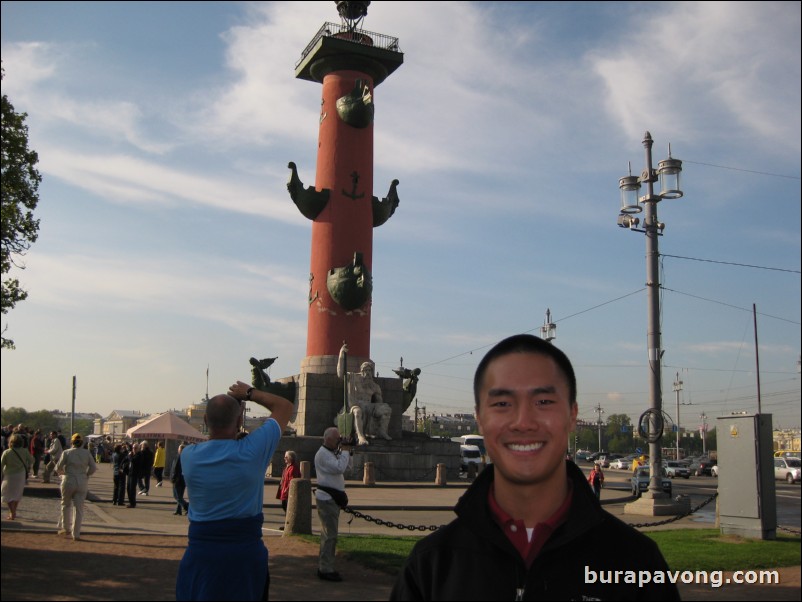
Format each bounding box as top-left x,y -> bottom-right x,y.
298,529 -> 801,576
646,529 -> 801,572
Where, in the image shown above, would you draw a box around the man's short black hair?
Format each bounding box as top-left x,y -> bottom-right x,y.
473,334 -> 577,409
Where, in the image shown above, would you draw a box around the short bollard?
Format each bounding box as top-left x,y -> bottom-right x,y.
435,463 -> 447,486
300,460 -> 311,480
284,478 -> 312,535
363,461 -> 376,485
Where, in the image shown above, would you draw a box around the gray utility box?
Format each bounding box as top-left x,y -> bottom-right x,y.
716,413 -> 776,540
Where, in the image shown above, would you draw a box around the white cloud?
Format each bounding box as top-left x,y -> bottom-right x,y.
590,2 -> 801,154
37,146 -> 304,222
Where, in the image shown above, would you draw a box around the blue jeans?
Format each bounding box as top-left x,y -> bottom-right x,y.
173,482 -> 189,514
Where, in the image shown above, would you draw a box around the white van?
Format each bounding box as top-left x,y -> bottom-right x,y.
452,435 -> 490,464
460,444 -> 482,473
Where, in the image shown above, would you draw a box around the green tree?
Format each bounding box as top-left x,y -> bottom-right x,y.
1,67 -> 42,349
1,406 -> 29,427
605,413 -> 634,453
576,424 -> 600,452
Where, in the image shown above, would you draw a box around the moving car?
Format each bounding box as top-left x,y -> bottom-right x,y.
663,461 -> 690,479
630,468 -> 672,498
774,457 -> 801,483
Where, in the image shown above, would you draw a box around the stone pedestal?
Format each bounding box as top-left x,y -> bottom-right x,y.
624,492 -> 690,517
278,370 -> 405,439
269,365 -> 457,481
270,431 -> 460,482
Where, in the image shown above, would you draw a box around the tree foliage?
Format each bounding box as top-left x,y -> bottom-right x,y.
1,67 -> 42,349
1,406 -> 95,437
604,413 -> 634,453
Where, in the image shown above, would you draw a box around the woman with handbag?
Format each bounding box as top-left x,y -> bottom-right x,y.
1,433 -> 33,520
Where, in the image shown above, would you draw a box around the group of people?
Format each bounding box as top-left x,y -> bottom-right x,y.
0,425 -> 187,536
110,439 -> 186,514
0,430 -> 98,539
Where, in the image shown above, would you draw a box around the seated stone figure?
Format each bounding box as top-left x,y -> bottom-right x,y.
337,343 -> 392,445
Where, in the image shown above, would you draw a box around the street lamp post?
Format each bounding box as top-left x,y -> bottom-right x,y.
618,131 -> 683,498
540,308 -> 556,343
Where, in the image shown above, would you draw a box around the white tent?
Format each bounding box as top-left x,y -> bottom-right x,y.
126,412 -> 207,443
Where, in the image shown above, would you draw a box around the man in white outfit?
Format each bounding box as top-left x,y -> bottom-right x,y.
314,427 -> 353,582
55,433 -> 97,540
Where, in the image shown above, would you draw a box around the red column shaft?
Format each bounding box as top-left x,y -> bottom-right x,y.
306,70 -> 374,360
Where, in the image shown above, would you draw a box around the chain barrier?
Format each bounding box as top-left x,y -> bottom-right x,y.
342,490 -> 800,536
342,506 -> 443,532
625,492 -> 718,528
778,524 -> 801,536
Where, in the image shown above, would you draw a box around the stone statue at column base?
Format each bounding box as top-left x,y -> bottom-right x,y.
337,343 -> 392,445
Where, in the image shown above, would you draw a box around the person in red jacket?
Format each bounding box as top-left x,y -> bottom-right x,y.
276,450 -> 301,528
588,463 -> 605,500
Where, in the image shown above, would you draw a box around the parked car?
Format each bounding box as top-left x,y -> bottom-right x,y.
631,468 -> 672,498
774,457 -> 801,483
689,457 -> 717,476
610,458 -> 631,470
663,461 -> 690,479
460,445 -> 483,473
575,450 -> 592,462
587,451 -> 607,463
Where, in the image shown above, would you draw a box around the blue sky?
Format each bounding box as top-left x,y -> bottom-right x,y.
2,1 -> 800,433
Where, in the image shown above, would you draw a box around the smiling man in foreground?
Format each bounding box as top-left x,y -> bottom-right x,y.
391,334 -> 680,601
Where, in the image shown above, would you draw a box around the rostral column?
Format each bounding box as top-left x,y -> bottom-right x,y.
288,1 -> 403,378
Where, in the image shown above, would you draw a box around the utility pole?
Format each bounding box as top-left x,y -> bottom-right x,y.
70,375 -> 77,436
673,372 -> 683,461
595,403 -> 605,452
700,412 -> 708,455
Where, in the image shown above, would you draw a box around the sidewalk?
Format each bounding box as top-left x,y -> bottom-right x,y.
1,462 -> 718,537
2,463 -> 800,601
